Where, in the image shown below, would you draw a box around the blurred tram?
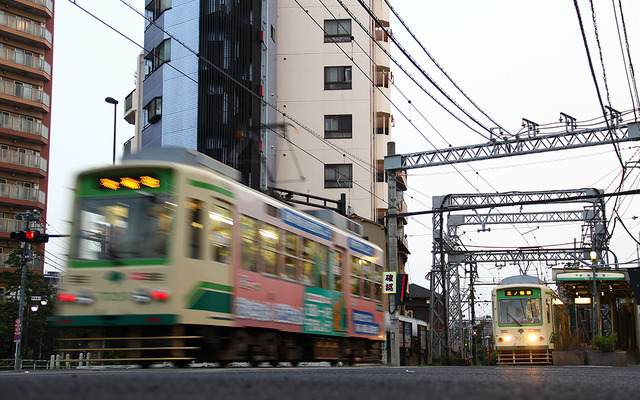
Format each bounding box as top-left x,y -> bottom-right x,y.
491,276 -> 560,365
50,149 -> 385,366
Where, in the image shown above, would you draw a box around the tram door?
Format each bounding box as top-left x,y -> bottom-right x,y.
181,196 -> 235,324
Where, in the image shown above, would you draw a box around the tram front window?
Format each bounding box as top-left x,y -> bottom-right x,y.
498,297 -> 542,325
73,195 -> 176,261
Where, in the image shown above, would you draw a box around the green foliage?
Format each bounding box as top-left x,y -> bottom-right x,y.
590,333 -> 618,352
0,252 -> 57,360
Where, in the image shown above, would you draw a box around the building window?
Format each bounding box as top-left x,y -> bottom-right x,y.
324,164 -> 352,188
145,0 -> 172,26
144,97 -> 162,124
324,66 -> 352,90
324,19 -> 352,42
324,115 -> 352,139
144,39 -> 171,77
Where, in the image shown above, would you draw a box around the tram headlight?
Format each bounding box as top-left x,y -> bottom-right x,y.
528,334 -> 539,342
132,288 -> 151,303
503,335 -> 513,342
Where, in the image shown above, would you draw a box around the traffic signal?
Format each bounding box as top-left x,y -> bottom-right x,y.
395,273 -> 409,305
10,230 -> 49,243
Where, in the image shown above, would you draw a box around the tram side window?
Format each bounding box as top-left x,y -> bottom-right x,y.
333,250 -> 342,291
186,199 -> 204,259
209,204 -> 232,263
318,244 -> 330,289
241,216 -> 259,271
374,264 -> 383,301
351,256 -> 362,296
260,222 -> 279,275
283,231 -> 298,281
301,238 -> 316,286
361,259 -> 372,299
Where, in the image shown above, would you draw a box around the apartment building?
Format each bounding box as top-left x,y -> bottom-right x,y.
0,0 -> 53,284
137,0 -> 278,190
275,0 -> 394,222
132,0 -> 407,255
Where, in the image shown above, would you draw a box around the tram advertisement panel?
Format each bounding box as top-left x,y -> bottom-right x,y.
303,287 -> 346,336
235,272 -> 349,337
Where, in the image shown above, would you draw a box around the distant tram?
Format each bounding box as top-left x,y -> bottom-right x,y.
51,149 -> 385,366
491,276 -> 559,365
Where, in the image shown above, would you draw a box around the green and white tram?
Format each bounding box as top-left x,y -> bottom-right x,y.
492,275 -> 558,365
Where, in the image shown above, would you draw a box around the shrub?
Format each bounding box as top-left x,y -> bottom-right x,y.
590,333 -> 617,352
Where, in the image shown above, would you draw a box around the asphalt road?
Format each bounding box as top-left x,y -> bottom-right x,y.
1,364 -> 639,400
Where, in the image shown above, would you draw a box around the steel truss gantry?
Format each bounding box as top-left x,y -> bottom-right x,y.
385,121 -> 637,363
427,189 -> 608,361
385,122 -> 640,170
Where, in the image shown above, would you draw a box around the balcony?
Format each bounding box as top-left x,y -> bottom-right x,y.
0,182 -> 46,205
0,80 -> 50,112
0,148 -> 47,173
5,0 -> 54,18
0,217 -> 22,233
0,12 -> 52,49
0,46 -> 51,80
0,114 -> 48,141
124,90 -> 137,125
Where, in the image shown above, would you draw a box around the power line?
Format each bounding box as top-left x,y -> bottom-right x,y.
354,0 -> 494,140
383,0 -> 510,136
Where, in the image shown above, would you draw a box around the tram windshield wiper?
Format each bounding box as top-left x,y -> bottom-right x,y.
507,312 -> 522,326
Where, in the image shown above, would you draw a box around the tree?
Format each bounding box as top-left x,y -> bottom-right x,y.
0,248 -> 57,360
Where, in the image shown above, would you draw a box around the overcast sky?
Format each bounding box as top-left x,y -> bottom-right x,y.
47,1 -> 640,316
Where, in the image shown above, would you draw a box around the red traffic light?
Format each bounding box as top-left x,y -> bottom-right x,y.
9,230 -> 49,243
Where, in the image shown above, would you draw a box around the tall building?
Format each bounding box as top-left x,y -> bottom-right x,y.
275,0 -> 393,221
140,0 -> 278,190
137,0 -> 395,222
0,0 -> 54,286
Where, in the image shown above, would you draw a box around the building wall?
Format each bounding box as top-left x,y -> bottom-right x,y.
142,0 -> 199,150
274,0 -> 391,221
0,0 -> 53,276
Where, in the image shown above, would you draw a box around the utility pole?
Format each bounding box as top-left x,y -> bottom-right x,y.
13,210 -> 41,371
386,142 -> 400,366
468,263 -> 477,365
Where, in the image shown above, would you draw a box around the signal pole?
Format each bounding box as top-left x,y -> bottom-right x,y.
13,210 -> 41,371
387,142 -> 400,366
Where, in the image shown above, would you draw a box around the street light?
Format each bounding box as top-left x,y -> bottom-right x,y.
105,97 -> 119,164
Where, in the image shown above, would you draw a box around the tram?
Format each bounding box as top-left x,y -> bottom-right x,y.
491,275 -> 559,365
50,148 -> 385,366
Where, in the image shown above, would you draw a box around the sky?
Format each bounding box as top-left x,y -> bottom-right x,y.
46,1 -> 640,316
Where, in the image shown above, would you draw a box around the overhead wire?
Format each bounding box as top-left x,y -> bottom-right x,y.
383,0 -> 510,136
332,0 -> 492,142
293,0 -> 486,194
353,0 -> 495,140
110,1 -> 384,202
612,0 -> 640,120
